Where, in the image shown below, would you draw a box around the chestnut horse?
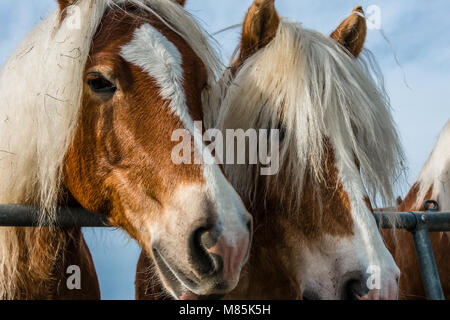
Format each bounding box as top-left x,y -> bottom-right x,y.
136,2 -> 405,300
216,1 -> 406,300
0,0 -> 251,299
383,121 -> 450,299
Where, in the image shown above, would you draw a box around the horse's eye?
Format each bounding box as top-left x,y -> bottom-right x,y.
87,73 -> 117,94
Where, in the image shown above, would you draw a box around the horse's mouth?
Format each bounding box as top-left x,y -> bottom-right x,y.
152,248 -> 198,299
302,279 -> 364,300
152,248 -> 225,300
301,289 -> 321,300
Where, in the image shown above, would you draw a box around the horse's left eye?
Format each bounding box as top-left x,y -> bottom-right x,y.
87,73 -> 117,94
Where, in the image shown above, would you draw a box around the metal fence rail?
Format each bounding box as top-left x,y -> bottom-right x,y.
374,200 -> 450,301
0,201 -> 448,300
0,204 -> 109,228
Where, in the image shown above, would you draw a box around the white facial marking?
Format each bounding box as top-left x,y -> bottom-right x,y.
121,23 -> 192,129
333,144 -> 400,297
297,144 -> 400,299
121,24 -> 249,266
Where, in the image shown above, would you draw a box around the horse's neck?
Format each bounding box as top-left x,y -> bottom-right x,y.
227,191 -> 301,299
53,228 -> 100,300
49,193 -> 100,299
0,227 -> 99,300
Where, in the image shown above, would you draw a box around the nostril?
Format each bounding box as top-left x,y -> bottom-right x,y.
244,213 -> 253,231
342,279 -> 365,300
246,220 -> 253,234
189,226 -> 221,276
199,226 -> 220,250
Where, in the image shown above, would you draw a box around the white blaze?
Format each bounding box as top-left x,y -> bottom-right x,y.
121,23 -> 249,256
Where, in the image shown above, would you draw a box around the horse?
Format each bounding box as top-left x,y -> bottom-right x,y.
214,1 -> 406,300
382,120 -> 450,300
136,1 -> 406,300
213,1 -> 406,300
0,0 -> 252,300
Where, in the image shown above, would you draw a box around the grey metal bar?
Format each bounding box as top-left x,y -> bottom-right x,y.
374,212 -> 450,232
0,202 -> 448,300
374,200 -> 449,301
0,205 -> 110,228
412,228 -> 445,300
374,212 -> 417,230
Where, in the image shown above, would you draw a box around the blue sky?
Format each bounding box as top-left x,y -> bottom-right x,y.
1,1 -> 449,299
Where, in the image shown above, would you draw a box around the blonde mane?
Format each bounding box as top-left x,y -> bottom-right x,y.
415,120 -> 450,211
215,20 -> 405,210
0,0 -> 220,299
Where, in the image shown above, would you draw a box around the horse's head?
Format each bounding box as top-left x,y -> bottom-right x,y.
60,0 -> 251,299
219,0 -> 404,299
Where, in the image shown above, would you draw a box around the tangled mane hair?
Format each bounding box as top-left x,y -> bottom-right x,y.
0,0 -> 220,299
215,19 -> 405,212
415,120 -> 450,211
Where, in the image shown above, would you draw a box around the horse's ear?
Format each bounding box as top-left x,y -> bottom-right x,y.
239,0 -> 280,62
174,0 -> 186,6
57,0 -> 76,12
331,6 -> 367,58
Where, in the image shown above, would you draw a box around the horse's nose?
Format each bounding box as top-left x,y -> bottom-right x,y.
341,271 -> 400,300
190,218 -> 252,281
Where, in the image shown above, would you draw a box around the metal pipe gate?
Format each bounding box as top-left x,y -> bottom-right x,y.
374,200 -> 450,300
0,204 -> 109,227
0,201 -> 448,300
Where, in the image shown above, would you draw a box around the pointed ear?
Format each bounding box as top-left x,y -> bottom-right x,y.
57,0 -> 78,22
174,0 -> 186,6
57,0 -> 77,12
331,6 -> 367,58
239,0 -> 280,63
